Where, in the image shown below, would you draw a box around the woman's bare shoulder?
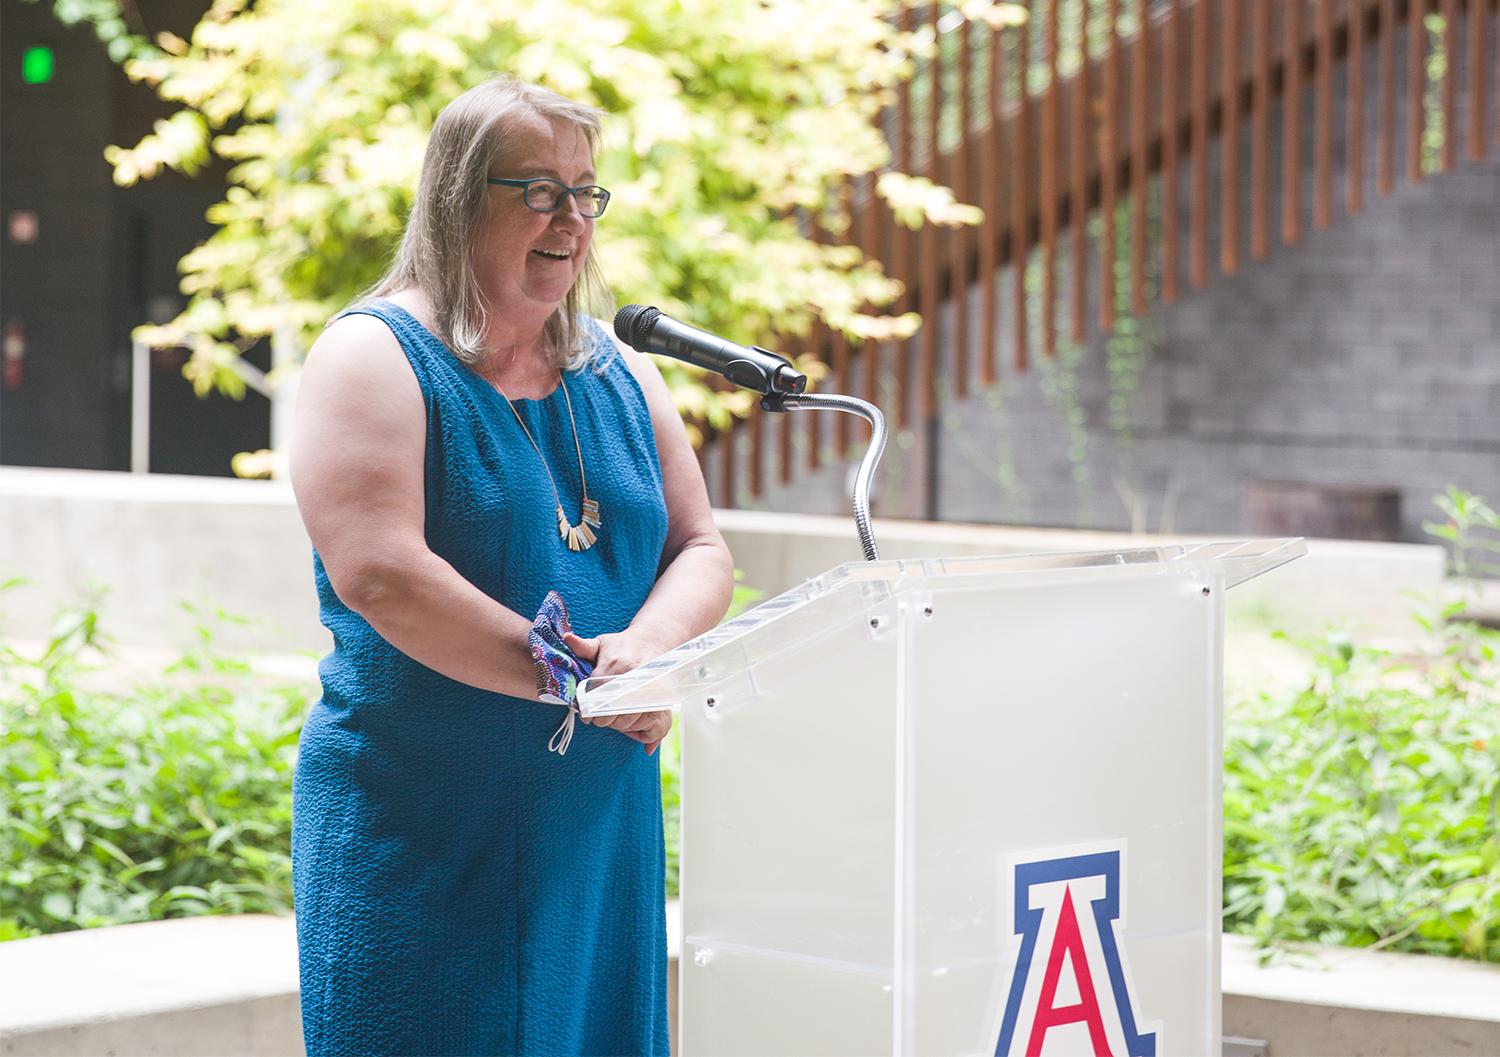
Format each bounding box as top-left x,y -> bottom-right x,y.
301,307 -> 421,422
307,306 -> 410,381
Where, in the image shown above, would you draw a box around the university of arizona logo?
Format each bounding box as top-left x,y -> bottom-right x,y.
992,841 -> 1159,1057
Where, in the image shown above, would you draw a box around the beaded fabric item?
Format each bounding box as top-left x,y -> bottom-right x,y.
529,590 -> 593,754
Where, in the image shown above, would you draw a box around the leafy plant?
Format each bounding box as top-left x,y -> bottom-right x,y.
1423,486 -> 1500,581
660,721 -> 682,900
1224,609 -> 1500,960
0,603 -> 307,937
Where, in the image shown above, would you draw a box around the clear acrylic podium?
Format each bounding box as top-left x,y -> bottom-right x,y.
581,538 -> 1303,1057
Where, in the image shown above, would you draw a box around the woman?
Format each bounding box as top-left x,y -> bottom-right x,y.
289,76 -> 733,1056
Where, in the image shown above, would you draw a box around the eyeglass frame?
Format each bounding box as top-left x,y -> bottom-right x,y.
486,177 -> 611,218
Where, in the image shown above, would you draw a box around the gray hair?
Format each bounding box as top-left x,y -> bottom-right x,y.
367,76 -> 613,369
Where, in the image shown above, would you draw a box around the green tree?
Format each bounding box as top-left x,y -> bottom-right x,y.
78,0 -> 989,449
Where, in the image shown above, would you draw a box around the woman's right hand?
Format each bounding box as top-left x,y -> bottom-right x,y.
564,629 -> 673,753
586,709 -> 673,755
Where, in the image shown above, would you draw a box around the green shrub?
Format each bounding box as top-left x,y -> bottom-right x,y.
1224,613 -> 1500,959
0,603 -> 307,937
0,569 -> 763,929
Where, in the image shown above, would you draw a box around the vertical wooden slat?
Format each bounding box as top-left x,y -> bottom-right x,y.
952,13 -> 973,399
1162,0 -> 1182,301
1348,0 -> 1366,213
1284,0 -> 1304,242
719,422 -> 734,508
1101,0 -> 1121,328
805,329 -> 822,471
1012,12 -> 1032,372
860,171 -> 881,443
778,345 -> 794,484
1314,0 -> 1333,228
1190,0 -> 1209,286
832,326 -> 851,457
1378,0 -> 1395,193
748,402 -> 763,498
1407,0 -> 1425,183
1439,0 -> 1455,170
893,5 -> 915,425
1130,0 -> 1149,315
980,23 -> 1002,387
805,227 -> 824,473
1466,0 -> 1487,156
832,181 -> 852,458
1251,0 -> 1271,256
1071,0 -> 1091,343
1041,0 -> 1060,356
920,0 -> 943,419
1223,0 -> 1242,274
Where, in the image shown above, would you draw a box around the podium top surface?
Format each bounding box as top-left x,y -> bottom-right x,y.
578,536 -> 1305,716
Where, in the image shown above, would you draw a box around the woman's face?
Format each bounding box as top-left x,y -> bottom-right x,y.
475,110 -> 596,336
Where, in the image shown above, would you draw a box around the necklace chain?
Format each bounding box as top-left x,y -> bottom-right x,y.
493,373 -> 601,552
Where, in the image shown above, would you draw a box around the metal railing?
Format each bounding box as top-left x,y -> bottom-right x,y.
129,329 -> 298,475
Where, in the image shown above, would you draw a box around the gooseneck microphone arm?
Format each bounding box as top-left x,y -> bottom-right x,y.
761,391 -> 887,562
614,305 -> 887,561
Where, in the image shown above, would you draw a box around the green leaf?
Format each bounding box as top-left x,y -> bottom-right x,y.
41,893 -> 73,922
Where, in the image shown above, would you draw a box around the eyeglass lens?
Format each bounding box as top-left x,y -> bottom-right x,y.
527,180 -> 609,217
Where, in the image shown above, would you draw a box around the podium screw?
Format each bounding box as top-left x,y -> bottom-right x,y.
1202,586 -> 1211,595
869,617 -> 881,629
705,696 -> 717,709
923,606 -> 933,617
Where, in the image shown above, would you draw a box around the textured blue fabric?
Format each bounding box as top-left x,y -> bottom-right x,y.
292,300 -> 671,1057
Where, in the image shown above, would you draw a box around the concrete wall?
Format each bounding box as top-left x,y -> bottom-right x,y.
0,467 -> 326,653
0,468 -> 1447,656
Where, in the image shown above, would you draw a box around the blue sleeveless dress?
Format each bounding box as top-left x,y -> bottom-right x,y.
291,301 -> 671,1056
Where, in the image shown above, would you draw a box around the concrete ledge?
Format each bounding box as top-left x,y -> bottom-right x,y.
0,915 -> 302,1056
1223,932 -> 1500,1056
0,908 -> 681,1057
7,918 -> 1500,1056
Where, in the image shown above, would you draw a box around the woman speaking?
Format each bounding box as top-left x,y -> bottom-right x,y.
289,75 -> 733,1055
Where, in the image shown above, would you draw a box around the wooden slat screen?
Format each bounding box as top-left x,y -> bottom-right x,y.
703,0 -> 1494,509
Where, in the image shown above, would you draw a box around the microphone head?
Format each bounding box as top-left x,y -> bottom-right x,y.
613,304 -> 661,352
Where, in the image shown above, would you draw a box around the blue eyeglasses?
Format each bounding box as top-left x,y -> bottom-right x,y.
487,177 -> 611,218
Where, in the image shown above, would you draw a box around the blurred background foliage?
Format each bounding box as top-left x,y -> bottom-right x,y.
28,0 -> 997,446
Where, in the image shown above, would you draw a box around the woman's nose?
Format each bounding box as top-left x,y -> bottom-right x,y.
551,193 -> 587,232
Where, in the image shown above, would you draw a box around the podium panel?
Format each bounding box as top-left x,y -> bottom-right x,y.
580,540 -> 1303,1056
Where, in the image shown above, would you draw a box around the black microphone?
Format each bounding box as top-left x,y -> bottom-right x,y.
614,305 -> 807,397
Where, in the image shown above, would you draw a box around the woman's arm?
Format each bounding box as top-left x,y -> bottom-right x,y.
566,340 -> 737,750
289,312 -> 540,699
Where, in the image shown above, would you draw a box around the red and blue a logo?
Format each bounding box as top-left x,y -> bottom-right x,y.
992,841 -> 1159,1057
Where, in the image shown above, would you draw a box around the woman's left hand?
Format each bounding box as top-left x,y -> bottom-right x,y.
564,630 -> 674,754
